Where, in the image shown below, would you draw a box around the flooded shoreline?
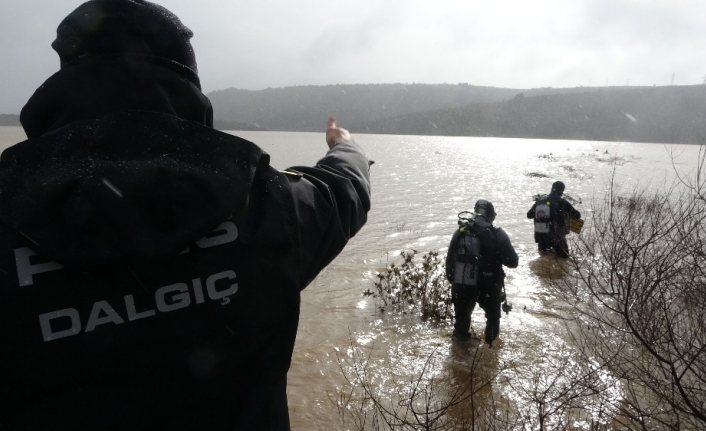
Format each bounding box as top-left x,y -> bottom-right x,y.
2,128 -> 699,429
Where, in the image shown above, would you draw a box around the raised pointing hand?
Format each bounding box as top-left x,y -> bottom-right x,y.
325,117 -> 352,149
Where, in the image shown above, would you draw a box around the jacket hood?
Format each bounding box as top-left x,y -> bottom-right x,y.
0,111 -> 269,267
52,0 -> 200,88
21,57 -> 213,139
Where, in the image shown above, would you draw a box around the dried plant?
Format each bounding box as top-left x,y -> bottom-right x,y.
365,250 -> 452,322
332,340 -> 518,431
553,153 -> 706,429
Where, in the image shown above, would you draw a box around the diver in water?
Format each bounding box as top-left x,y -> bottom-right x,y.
445,200 -> 518,347
527,181 -> 581,258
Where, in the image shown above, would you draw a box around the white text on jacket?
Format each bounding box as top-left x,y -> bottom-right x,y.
38,270 -> 238,342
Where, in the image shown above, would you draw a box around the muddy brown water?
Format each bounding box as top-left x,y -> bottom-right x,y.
1,127 -> 696,429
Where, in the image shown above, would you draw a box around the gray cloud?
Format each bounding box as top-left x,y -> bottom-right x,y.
2,0 -> 705,114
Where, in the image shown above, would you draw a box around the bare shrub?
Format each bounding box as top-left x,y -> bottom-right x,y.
365,250 -> 452,322
504,336 -> 620,430
333,341 -> 520,430
526,172 -> 550,178
555,153 -> 706,429
333,336 -> 623,430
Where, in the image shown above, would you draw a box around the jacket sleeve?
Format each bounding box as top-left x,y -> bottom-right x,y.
496,228 -> 519,269
566,202 -> 581,219
287,140 -> 371,289
445,230 -> 460,283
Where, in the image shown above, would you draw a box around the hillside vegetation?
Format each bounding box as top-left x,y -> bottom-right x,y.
4,84 -> 704,144
209,83 -> 706,144
349,85 -> 706,144
0,114 -> 20,126
208,83 -> 523,132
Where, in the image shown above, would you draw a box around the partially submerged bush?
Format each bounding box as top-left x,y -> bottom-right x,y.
526,172 -> 550,178
365,250 -> 452,322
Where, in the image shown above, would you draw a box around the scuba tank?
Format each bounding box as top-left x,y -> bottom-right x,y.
453,211 -> 502,286
454,211 -> 481,286
534,194 -> 584,234
532,194 -> 552,233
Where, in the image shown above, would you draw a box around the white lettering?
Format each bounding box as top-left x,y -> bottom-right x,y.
39,270 -> 239,342
180,221 -> 239,254
124,294 -> 156,321
156,283 -> 191,312
196,221 -> 238,248
39,308 -> 81,342
85,301 -> 125,332
15,247 -> 62,287
207,270 -> 238,305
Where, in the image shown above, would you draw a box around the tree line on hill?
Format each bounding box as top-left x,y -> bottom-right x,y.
209,83 -> 705,145
345,85 -> 706,145
0,114 -> 20,127
208,83 -> 523,132
3,84 -> 704,144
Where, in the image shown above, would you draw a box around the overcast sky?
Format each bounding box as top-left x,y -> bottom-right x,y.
1,0 -> 705,114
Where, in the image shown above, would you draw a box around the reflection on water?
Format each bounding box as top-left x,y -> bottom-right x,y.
268,132 -> 695,430
0,127 -> 697,429
528,256 -> 571,280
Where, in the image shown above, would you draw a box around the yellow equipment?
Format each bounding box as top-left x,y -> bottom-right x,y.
568,217 -> 584,234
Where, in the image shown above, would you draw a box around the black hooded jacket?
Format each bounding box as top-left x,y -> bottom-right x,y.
0,60 -> 371,430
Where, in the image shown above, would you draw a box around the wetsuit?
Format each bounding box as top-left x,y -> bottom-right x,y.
445,216 -> 518,346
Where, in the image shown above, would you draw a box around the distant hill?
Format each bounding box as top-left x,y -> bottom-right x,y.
207,83 -> 705,144
213,119 -> 268,131
207,83 -> 526,132
0,113 -> 265,132
0,114 -> 20,126
4,85 -> 703,144
348,85 -> 706,144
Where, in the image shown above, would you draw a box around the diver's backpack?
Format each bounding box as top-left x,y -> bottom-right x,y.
453,212 -> 500,286
532,194 -> 552,234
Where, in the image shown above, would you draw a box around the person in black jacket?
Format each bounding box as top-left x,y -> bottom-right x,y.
445,200 -> 518,347
527,181 -> 580,258
0,1 -> 371,430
